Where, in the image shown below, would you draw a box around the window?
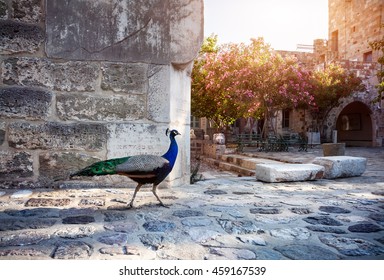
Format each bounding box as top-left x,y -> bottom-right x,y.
282,109 -> 290,129
331,30 -> 338,52
340,114 -> 361,131
191,116 -> 200,129
363,51 -> 372,63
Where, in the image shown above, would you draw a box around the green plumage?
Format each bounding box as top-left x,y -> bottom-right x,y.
70,157 -> 129,177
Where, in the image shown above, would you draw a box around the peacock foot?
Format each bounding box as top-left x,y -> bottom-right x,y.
159,202 -> 170,208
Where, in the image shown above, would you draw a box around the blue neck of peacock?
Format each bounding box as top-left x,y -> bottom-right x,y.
162,135 -> 178,168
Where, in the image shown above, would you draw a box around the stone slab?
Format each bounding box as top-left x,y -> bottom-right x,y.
2,57 -> 99,91
0,20 -> 44,54
56,93 -> 145,122
0,87 -> 52,120
101,62 -> 148,94
0,151 -> 33,179
8,122 -> 107,151
255,163 -> 324,183
45,0 -> 203,65
39,152 -> 101,181
11,0 -> 43,23
312,156 -> 366,179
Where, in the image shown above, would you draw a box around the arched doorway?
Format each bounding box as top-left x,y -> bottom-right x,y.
336,101 -> 373,147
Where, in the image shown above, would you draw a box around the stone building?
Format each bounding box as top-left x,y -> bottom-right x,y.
275,0 -> 384,147
0,0 -> 203,188
324,0 -> 384,146
328,0 -> 383,62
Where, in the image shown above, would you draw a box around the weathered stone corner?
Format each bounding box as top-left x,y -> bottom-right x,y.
312,156 -> 367,179
0,0 -> 203,187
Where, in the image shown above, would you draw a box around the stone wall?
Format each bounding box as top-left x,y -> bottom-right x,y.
325,61 -> 382,146
0,0 -> 203,188
325,0 -> 384,146
328,0 -> 384,62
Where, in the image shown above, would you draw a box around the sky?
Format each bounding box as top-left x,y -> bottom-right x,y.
204,0 -> 328,51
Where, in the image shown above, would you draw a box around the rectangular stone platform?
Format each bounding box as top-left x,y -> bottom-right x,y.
312,156 -> 367,179
255,163 -> 324,183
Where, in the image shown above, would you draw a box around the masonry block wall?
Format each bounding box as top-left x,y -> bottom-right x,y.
326,0 -> 384,146
328,0 -> 384,62
0,0 -> 203,188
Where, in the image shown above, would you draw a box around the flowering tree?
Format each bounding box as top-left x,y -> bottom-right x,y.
309,63 -> 365,134
234,42 -> 313,135
192,38 -> 314,134
192,37 -> 364,139
191,35 -> 239,128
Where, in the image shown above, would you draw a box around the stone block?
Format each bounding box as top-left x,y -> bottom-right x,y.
2,57 -> 98,91
0,231 -> 51,247
56,94 -> 145,122
0,87 -> 52,120
8,122 -> 107,151
148,64 -> 170,122
0,151 -> 33,179
0,1 -> 8,19
312,156 -> 367,179
11,0 -> 43,23
0,180 -> 41,189
169,0 -> 204,67
0,20 -> 44,54
322,143 -> 345,156
170,66 -> 191,125
39,152 -> 101,181
45,0 -> 203,65
107,123 -> 169,158
255,163 -> 324,183
101,63 -> 148,94
0,122 -> 5,145
203,143 -> 226,159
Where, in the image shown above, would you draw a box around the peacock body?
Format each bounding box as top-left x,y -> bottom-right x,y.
70,129 -> 180,207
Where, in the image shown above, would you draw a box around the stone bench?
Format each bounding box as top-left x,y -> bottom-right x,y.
312,156 -> 367,179
255,163 -> 324,183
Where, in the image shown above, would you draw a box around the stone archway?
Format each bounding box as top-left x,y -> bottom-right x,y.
336,101 -> 373,147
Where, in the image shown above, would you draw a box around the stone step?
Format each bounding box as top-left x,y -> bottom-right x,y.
255,163 -> 325,183
312,156 -> 367,179
203,157 -> 255,176
218,154 -> 280,170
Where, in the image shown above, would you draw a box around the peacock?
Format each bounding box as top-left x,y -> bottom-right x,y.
70,128 -> 181,208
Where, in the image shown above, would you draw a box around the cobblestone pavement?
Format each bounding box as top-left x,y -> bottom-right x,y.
0,147 -> 383,260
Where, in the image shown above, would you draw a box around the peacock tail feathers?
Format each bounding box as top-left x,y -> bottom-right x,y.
70,157 -> 129,177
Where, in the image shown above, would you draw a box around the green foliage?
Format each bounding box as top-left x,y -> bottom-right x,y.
369,36 -> 384,103
309,63 -> 365,132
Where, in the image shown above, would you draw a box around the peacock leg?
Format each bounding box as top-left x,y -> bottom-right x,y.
128,183 -> 142,208
152,184 -> 168,207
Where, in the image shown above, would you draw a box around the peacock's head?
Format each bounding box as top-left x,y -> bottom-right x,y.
166,128 -> 181,138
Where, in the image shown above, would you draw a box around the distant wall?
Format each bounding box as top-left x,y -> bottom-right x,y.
328,0 -> 384,62
0,0 -> 203,188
